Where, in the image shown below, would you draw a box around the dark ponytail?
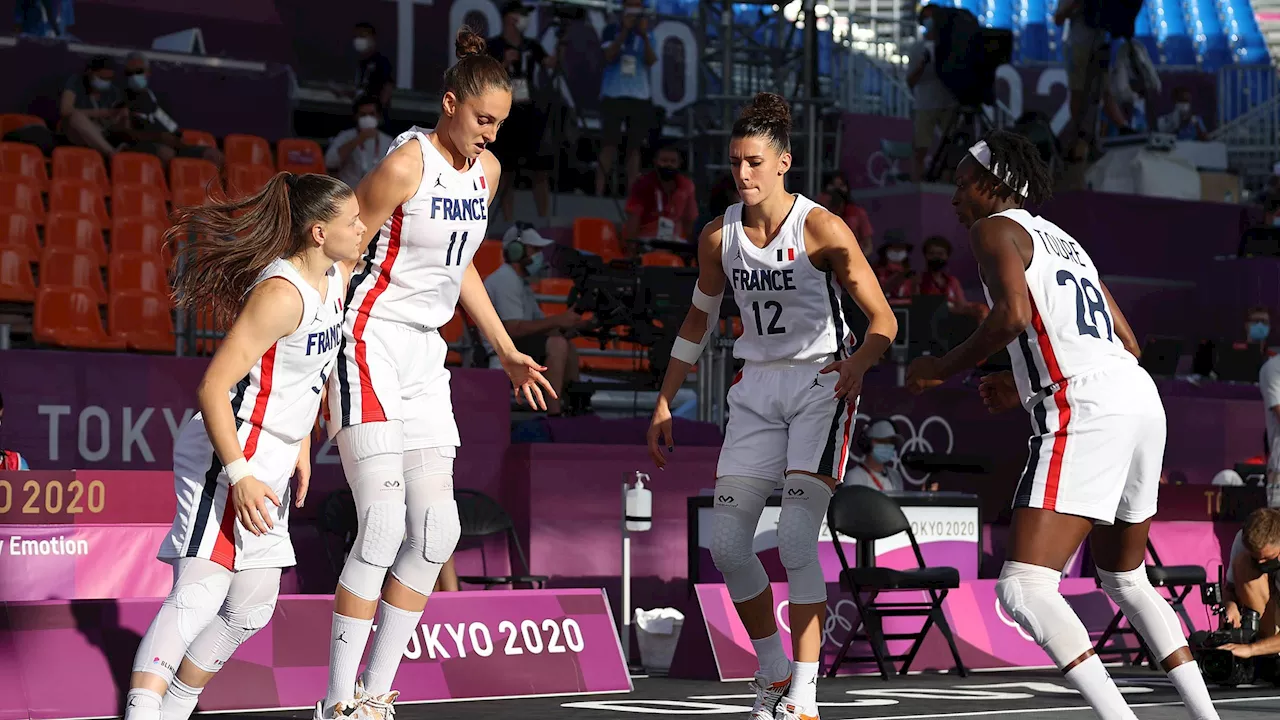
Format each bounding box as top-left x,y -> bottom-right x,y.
731,92 -> 793,153
443,25 -> 510,102
168,172 -> 353,326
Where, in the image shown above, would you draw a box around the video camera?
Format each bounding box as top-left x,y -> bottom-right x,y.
1190,568 -> 1260,686
929,6 -> 1013,108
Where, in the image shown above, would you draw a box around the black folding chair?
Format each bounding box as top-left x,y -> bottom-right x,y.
825,485 -> 967,680
1092,538 -> 1206,666
455,489 -> 549,589
317,489 -> 358,579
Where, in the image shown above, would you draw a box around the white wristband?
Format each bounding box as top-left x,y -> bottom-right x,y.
670,336 -> 704,365
692,286 -> 723,315
224,458 -> 252,486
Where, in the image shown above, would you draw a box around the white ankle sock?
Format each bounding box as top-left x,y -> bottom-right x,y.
751,632 -> 790,682
124,688 -> 163,720
324,613 -> 374,712
1168,661 -> 1220,720
787,661 -> 821,708
361,601 -> 424,696
161,678 -> 203,720
1063,655 -> 1139,720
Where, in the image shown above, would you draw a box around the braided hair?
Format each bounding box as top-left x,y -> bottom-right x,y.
975,129 -> 1054,206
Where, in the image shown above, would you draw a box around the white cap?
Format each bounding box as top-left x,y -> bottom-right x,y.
1212,469 -> 1245,487
503,223 -> 553,248
865,419 -> 903,444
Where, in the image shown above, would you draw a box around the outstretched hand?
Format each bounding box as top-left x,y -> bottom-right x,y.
500,350 -> 557,410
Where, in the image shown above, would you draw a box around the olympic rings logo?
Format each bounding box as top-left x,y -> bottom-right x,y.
851,413 -> 955,487
992,597 -> 1035,643
864,150 -> 902,189
775,598 -> 859,648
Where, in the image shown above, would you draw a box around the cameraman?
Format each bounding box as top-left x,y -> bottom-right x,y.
483,225 -> 587,415
1219,508 -> 1280,660
906,5 -> 958,183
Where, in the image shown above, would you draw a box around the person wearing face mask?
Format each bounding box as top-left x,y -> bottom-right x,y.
120,52 -> 225,167
1156,87 -> 1209,142
0,391 -> 30,471
326,96 -> 393,189
351,22 -> 394,110
58,55 -> 128,158
873,234 -> 914,299
844,419 -> 905,493
622,144 -> 699,246
818,171 -> 875,255
483,224 -> 587,415
1217,508 -> 1280,663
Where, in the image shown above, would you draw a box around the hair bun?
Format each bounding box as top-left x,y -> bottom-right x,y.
455,26 -> 487,59
741,92 -> 792,135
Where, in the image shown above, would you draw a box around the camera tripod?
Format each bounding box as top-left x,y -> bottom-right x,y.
925,103 -> 993,183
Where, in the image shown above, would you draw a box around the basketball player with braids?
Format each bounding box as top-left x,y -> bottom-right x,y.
316,27 -> 554,720
907,130 -> 1220,720
123,172 -> 363,720
648,93 -> 897,720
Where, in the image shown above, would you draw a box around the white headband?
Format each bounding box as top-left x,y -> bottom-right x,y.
968,140 -> 1029,198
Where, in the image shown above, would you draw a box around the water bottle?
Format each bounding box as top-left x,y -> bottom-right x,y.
626,472 -> 653,532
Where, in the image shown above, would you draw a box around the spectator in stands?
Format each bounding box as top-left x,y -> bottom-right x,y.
488,0 -> 557,221
1259,353 -> 1280,507
120,52 -> 224,166
1156,87 -> 1209,142
845,419 -> 905,492
0,391 -> 28,470
595,0 -> 657,198
60,54 -> 126,157
622,144 -> 698,245
873,233 -> 914,299
483,224 -> 586,415
906,5 -> 958,182
1054,0 -> 1133,161
819,171 -> 875,254
325,95 -> 392,190
352,22 -> 394,109
14,0 -> 72,37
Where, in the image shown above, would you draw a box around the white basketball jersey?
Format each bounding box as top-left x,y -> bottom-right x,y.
981,208 -> 1135,404
345,127 -> 490,331
231,259 -> 345,446
720,195 -> 855,363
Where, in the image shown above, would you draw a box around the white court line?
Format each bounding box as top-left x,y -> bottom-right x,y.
829,694 -> 1280,720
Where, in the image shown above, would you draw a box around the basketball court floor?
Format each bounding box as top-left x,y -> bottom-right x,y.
235,668 -> 1280,720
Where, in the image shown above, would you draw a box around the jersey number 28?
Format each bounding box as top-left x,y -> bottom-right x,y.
1056,269 -> 1113,341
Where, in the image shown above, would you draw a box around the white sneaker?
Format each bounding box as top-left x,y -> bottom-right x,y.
352,680 -> 399,720
748,674 -> 791,720
775,698 -> 819,720
313,699 -> 359,720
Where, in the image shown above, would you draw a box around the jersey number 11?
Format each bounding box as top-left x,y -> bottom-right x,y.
445,231 -> 470,266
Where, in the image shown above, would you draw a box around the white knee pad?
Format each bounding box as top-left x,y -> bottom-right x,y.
708,476 -> 773,603
185,599 -> 279,673
392,499 -> 461,595
338,433 -> 409,602
778,474 -> 833,605
131,560 -> 231,681
171,570 -> 231,644
995,561 -> 1093,668
1097,567 -> 1188,663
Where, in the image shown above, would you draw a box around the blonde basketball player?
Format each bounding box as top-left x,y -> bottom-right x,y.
317,26 -> 553,720
647,93 -> 897,720
124,172 -> 363,720
906,130 -> 1219,720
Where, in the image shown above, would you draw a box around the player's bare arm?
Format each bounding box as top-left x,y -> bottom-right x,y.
928,216 -> 1032,382
1099,281 -> 1140,358
806,210 -> 897,372
345,141 -> 422,275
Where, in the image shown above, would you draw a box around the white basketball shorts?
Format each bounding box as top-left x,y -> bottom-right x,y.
716,356 -> 857,483
329,316 -> 458,451
159,415 -> 300,571
1013,364 -> 1166,524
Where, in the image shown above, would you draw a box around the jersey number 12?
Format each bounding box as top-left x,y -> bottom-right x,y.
1056,269 -> 1113,341
751,300 -> 786,335
445,231 -> 470,266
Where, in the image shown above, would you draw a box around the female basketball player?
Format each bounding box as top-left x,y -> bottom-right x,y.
647,93 -> 897,720
316,27 -> 553,720
906,130 -> 1219,720
123,172 -> 363,720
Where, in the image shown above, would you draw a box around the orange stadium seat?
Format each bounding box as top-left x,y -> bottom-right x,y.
0,175 -> 44,222
0,247 -> 36,303
114,183 -> 169,223
172,185 -> 212,210
641,250 -> 683,267
112,216 -> 171,264
573,217 -> 622,262
41,247 -> 107,304
45,211 -> 108,266
277,138 -> 325,174
0,142 -> 49,190
112,152 -> 169,197
110,290 -> 175,353
0,210 -> 41,255
49,178 -> 109,227
532,277 -> 573,297
169,158 -> 221,193
473,240 -> 504,278
51,147 -> 111,197
225,162 -> 275,199
0,114 -> 45,138
109,252 -> 168,296
34,286 -> 126,349
181,129 -> 218,148
224,134 -> 274,169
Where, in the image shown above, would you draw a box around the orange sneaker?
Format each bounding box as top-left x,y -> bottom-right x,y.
748,674 -> 791,720
775,700 -> 819,720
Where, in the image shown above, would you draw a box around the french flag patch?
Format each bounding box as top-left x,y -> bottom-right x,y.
474,176 -> 487,191
776,248 -> 795,262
